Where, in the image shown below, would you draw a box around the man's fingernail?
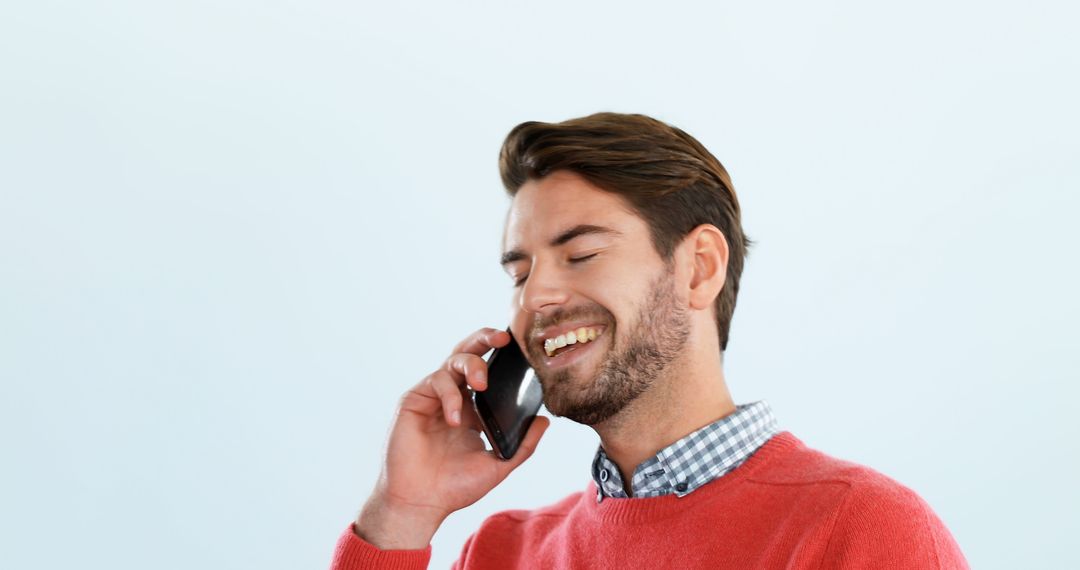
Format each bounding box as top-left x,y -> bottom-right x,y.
451,410 -> 461,424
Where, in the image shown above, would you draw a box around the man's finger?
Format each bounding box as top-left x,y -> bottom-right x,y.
451,328 -> 511,357
426,369 -> 465,426
444,353 -> 489,392
457,385 -> 485,433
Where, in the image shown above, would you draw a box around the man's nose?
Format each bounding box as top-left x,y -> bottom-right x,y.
519,262 -> 570,315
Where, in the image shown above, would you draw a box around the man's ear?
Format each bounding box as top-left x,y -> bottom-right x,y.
682,224 -> 729,311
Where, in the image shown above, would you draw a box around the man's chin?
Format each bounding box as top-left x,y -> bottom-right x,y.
540,390 -> 589,423
540,386 -> 620,426
537,367 -> 599,414
536,358 -> 598,391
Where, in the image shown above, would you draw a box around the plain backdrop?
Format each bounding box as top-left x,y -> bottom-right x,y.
1,1 -> 1077,569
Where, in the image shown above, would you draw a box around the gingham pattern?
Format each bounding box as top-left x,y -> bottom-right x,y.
592,400 -> 779,501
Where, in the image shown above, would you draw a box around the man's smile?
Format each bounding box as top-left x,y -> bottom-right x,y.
540,325 -> 606,357
534,326 -> 609,371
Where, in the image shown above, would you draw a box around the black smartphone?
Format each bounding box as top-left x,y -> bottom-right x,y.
471,329 -> 544,460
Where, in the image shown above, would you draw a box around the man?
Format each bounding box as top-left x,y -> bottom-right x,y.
330,113 -> 969,569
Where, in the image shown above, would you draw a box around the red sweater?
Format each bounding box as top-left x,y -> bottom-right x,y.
331,432 -> 968,569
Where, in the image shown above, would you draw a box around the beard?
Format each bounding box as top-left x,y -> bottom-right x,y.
529,268 -> 691,426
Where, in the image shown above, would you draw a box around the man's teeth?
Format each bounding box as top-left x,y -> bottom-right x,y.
544,327 -> 601,357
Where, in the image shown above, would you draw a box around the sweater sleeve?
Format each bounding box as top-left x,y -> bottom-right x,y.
819,481 -> 969,569
328,523 -> 432,570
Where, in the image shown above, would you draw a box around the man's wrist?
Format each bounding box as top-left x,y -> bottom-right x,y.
353,495 -> 445,550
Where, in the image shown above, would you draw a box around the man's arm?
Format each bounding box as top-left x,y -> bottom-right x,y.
327,328 -> 549,570
329,523 -> 431,570
330,521 -> 485,570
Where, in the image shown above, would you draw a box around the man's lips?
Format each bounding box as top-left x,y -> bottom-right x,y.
532,320 -> 606,341
533,323 -> 607,353
537,330 -> 607,370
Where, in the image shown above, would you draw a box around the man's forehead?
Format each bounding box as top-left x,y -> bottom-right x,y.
502,172 -> 635,248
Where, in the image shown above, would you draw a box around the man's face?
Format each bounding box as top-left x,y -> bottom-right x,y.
501,171 -> 691,426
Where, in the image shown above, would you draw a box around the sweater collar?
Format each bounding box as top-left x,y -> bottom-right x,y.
583,430 -> 802,524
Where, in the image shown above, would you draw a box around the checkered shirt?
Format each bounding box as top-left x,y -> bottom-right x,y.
591,400 -> 779,501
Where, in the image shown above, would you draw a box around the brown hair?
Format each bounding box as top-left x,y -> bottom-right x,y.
498,112 -> 754,352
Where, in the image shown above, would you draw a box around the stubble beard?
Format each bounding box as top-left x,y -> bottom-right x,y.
535,269 -> 691,426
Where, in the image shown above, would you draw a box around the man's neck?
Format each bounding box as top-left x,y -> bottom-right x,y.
592,338 -> 735,496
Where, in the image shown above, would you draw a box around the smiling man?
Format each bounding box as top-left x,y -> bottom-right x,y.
330,113 -> 968,569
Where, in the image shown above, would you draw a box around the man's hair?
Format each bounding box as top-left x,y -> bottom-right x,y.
498,112 -> 753,352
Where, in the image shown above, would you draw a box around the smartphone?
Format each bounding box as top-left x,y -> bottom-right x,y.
471,329 -> 544,460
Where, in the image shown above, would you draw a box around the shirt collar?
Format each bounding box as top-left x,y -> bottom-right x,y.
591,400 -> 779,501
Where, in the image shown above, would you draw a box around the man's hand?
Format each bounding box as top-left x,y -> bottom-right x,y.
354,328 -> 550,550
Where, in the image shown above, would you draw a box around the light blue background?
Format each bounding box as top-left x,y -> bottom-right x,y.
1,1 -> 1077,568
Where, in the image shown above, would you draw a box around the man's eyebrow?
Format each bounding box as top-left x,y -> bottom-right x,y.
551,224 -> 621,247
500,224 -> 621,267
500,250 -> 527,267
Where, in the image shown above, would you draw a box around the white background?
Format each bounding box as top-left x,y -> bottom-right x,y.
1,1 -> 1077,568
